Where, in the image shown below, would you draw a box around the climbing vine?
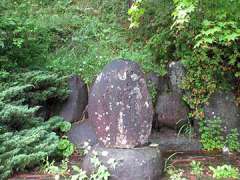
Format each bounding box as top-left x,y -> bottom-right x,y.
128,0 -> 240,120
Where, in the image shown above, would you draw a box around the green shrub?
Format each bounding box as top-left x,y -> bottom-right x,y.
199,117 -> 224,151
226,129 -> 240,152
0,70 -> 71,179
199,117 -> 240,152
57,138 -> 74,157
209,165 -> 240,179
128,0 -> 240,119
190,160 -> 203,177
0,117 -> 71,179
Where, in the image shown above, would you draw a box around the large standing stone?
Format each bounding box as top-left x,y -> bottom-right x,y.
156,92 -> 189,129
82,146 -> 162,180
204,91 -> 240,133
60,75 -> 88,123
88,59 -> 153,148
67,120 -> 97,148
168,61 -> 185,93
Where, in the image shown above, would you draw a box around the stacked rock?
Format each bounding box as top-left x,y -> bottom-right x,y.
83,59 -> 163,180
60,75 -> 88,123
154,61 -> 189,130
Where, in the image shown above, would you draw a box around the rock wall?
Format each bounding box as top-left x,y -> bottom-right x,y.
58,59 -> 239,153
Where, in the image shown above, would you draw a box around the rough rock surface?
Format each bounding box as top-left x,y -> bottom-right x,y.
146,72 -> 161,93
60,75 -> 88,123
156,92 -> 189,129
150,129 -> 201,152
145,72 -> 170,95
158,75 -> 170,94
146,72 -> 161,129
36,104 -> 49,120
204,91 -> 240,133
88,59 -> 153,148
168,61 -> 185,93
67,120 -> 97,148
82,146 -> 163,180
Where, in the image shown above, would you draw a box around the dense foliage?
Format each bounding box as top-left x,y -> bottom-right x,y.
129,0 -> 240,119
199,118 -> 240,151
0,70 -> 71,179
1,0 -> 163,84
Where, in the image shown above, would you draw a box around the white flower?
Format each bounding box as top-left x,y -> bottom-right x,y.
87,146 -> 91,151
107,158 -> 115,164
54,175 -> 60,180
107,158 -> 117,169
101,151 -> 109,156
83,141 -> 89,147
84,149 -> 89,155
92,150 -> 98,156
222,146 -> 230,155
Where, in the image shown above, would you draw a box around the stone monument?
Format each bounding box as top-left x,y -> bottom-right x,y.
83,59 -> 163,180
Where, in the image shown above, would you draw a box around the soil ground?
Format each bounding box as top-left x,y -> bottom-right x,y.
10,130 -> 240,180
10,151 -> 240,180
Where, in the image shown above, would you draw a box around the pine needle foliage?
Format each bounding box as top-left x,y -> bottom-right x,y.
0,70 -> 70,179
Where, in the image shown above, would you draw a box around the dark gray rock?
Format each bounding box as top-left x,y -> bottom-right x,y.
193,119 -> 201,137
150,129 -> 201,152
88,59 -> 153,148
168,61 -> 185,93
158,75 -> 170,94
156,92 -> 189,129
146,73 -> 169,95
60,75 -> 88,123
82,146 -> 163,180
67,120 -> 97,148
146,72 -> 161,92
36,104 -> 49,120
128,0 -> 134,8
204,91 -> 240,133
146,72 -> 162,129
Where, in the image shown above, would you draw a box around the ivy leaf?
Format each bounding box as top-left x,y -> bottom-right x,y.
202,20 -> 211,26
224,33 -> 240,42
63,143 -> 74,157
58,139 -> 69,150
59,122 -> 71,132
235,72 -> 240,77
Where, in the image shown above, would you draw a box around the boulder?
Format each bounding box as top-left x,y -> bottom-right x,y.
145,72 -> 161,93
204,91 -> 240,133
145,72 -> 161,129
36,103 -> 49,120
168,61 -> 185,93
145,72 -> 169,95
88,59 -> 153,148
67,120 -> 97,148
156,92 -> 189,129
150,129 -> 201,152
158,75 -> 170,94
82,146 -> 163,180
60,75 -> 88,123
146,73 -> 169,130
